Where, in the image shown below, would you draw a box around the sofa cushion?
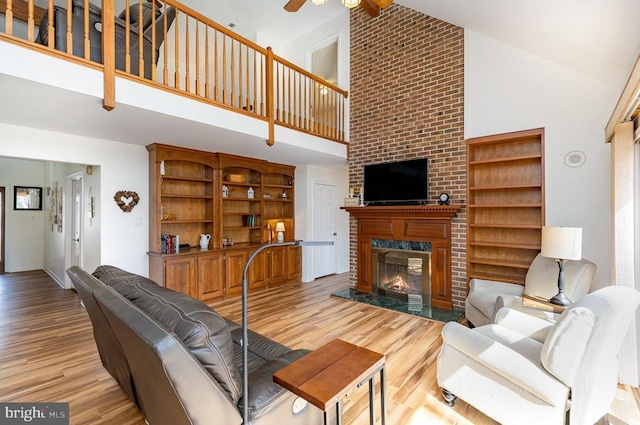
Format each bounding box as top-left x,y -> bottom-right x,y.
93,265 -> 242,403
241,348 -> 311,421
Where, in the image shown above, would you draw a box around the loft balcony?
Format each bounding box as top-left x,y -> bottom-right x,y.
0,0 -> 349,164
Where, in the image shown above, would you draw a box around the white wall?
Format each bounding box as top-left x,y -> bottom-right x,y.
295,164 -> 350,282
280,11 -> 351,140
0,158 -> 46,272
0,123 -> 149,279
465,31 -> 620,289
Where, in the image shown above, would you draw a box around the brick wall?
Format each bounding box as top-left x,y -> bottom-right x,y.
348,4 -> 467,309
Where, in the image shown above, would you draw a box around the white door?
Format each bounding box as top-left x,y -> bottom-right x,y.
313,183 -> 337,278
70,176 -> 82,269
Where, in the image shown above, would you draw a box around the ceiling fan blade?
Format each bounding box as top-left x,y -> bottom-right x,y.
370,0 -> 393,8
284,0 -> 307,12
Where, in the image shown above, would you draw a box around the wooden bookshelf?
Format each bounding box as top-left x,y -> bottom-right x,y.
147,145 -> 300,301
466,128 -> 545,285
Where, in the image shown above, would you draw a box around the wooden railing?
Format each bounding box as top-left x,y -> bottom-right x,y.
0,0 -> 348,146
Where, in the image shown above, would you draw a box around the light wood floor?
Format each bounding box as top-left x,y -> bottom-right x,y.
0,270 -> 638,424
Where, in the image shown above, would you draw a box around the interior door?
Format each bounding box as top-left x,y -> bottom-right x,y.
313,182 -> 337,278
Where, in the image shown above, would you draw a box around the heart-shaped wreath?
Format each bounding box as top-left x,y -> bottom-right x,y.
114,190 -> 140,213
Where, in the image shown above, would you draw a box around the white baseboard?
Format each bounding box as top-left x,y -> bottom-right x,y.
43,268 -> 66,289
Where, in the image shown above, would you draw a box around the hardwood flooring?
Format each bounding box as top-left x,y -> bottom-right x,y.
0,270 -> 638,424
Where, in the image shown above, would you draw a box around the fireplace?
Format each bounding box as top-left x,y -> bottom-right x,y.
372,239 -> 431,310
341,205 -> 461,309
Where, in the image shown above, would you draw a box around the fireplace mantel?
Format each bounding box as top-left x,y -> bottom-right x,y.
342,205 -> 461,309
342,205 -> 461,218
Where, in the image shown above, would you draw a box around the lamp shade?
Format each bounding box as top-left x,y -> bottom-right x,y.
275,222 -> 286,232
311,0 -> 328,5
541,226 -> 582,260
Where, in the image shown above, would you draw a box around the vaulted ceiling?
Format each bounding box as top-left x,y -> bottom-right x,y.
190,0 -> 640,89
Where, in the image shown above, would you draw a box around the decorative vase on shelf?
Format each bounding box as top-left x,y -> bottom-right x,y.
222,185 -> 229,198
199,234 -> 211,250
247,187 -> 254,199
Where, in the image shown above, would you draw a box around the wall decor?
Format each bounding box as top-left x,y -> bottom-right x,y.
88,187 -> 95,219
14,186 -> 42,210
48,181 -> 63,232
114,190 -> 140,212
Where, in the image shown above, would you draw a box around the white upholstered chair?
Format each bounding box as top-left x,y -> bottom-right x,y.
465,253 -> 596,327
437,286 -> 640,425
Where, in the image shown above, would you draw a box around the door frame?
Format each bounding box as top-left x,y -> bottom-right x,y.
312,181 -> 338,279
64,172 -> 83,289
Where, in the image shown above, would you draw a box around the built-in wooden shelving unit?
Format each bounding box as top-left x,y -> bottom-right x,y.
466,128 -> 545,285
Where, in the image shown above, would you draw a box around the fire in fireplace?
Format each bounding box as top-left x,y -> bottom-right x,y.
371,239 -> 431,310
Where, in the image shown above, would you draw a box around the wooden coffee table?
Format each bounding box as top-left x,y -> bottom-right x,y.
273,339 -> 386,425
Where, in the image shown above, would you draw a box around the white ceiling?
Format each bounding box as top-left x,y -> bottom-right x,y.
398,0 -> 640,88
3,0 -> 640,168
194,0 -> 640,89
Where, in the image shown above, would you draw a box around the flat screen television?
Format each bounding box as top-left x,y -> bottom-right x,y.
363,158 -> 429,205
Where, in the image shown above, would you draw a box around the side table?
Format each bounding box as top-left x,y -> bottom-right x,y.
273,338 -> 386,425
522,294 -> 567,314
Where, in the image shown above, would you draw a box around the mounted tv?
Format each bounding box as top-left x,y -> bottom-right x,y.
363,158 -> 429,205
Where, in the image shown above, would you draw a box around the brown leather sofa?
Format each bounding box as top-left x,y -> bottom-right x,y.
67,265 -> 322,425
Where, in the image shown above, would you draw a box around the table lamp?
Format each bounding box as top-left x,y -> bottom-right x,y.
275,222 -> 286,242
540,226 -> 582,306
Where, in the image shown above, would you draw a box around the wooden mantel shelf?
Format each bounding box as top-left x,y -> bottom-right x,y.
342,204 -> 462,310
342,205 -> 462,218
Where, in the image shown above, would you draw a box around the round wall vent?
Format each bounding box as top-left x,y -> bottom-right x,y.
564,150 -> 586,168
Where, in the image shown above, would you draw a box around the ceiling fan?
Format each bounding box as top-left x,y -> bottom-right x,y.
284,0 -> 394,18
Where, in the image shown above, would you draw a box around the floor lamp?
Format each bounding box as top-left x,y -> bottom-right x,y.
241,240 -> 334,424
540,226 -> 583,306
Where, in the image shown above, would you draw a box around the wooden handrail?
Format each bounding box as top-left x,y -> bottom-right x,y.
0,0 -> 349,145
273,52 -> 348,98
162,0 -> 268,56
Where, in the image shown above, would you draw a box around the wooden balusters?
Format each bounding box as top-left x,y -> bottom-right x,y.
173,9 -> 179,89
83,0 -> 89,58
163,6 -> 169,84
213,28 -> 219,101
0,0 -> 348,143
184,15 -> 190,89
138,0 -> 144,77
266,46 -> 274,145
195,19 -> 200,96
26,0 -> 33,41
47,0 -> 53,48
65,0 -> 72,53
5,0 -> 13,35
124,0 -> 130,73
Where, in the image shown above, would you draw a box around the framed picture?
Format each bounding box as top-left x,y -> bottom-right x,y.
14,186 -> 42,210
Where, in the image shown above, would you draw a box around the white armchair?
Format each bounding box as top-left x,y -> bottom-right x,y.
437,286 -> 640,425
465,253 -> 596,327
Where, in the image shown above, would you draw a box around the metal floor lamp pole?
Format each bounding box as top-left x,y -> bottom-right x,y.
240,240 -> 333,424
